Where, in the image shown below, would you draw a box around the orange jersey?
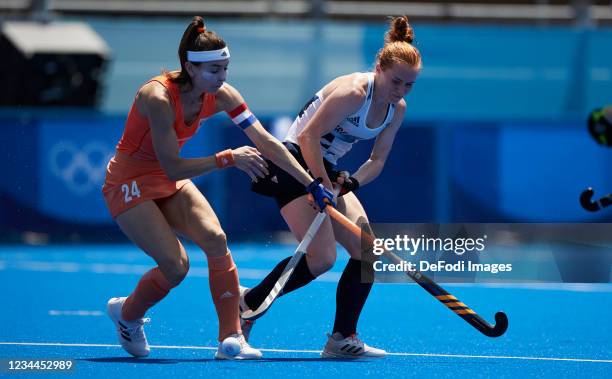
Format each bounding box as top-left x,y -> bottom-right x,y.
102,75 -> 216,218
117,75 -> 216,160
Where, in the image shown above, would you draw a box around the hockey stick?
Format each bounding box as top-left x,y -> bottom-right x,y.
240,210 -> 328,321
580,187 -> 612,212
325,206 -> 509,338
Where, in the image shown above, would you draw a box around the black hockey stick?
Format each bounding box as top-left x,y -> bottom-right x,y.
327,206 -> 508,338
390,253 -> 509,337
580,188 -> 612,212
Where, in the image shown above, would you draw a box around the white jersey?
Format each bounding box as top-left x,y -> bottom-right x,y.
285,72 -> 395,165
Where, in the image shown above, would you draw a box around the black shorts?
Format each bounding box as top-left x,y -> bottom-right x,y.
251,142 -> 337,209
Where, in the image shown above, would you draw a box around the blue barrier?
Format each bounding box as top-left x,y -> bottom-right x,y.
1,112 -> 610,241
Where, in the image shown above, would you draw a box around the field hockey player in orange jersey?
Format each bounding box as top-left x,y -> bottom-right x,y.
102,16 -> 334,360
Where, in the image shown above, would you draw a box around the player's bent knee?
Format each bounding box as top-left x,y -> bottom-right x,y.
200,229 -> 228,254
160,257 -> 190,287
308,253 -> 337,276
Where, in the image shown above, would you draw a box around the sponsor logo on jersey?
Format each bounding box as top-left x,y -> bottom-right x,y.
346,116 -> 360,126
335,126 -> 348,135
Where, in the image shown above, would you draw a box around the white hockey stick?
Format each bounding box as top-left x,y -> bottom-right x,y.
240,210 -> 327,321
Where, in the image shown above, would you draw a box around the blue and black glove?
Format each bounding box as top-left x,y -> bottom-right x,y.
306,178 -> 335,211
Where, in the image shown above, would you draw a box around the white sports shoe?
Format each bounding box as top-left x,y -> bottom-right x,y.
107,297 -> 150,357
321,332 -> 386,359
238,286 -> 256,341
214,334 -> 263,360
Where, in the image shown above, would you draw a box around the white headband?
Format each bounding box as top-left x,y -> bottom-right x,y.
187,47 -> 230,62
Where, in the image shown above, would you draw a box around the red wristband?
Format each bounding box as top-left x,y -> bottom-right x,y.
215,149 -> 235,168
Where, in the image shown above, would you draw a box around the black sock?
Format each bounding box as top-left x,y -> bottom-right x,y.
244,255 -> 316,310
332,258 -> 374,337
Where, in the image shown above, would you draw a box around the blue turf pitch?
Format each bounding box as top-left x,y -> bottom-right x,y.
0,243 -> 611,378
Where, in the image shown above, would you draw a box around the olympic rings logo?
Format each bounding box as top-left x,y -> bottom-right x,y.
49,141 -> 114,195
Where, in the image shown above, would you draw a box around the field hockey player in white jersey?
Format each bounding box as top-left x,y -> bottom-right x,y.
242,15 -> 421,358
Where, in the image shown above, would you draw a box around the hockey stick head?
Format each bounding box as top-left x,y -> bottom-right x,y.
580,188 -> 598,212
465,310 -> 509,337
487,311 -> 509,337
580,188 -> 612,212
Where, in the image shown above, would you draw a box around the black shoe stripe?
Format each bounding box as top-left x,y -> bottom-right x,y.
340,344 -> 350,351
353,347 -> 362,354
121,332 -> 132,342
118,320 -> 128,329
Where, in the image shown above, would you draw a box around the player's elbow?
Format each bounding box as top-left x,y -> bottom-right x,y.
370,155 -> 387,168
368,156 -> 386,176
297,129 -> 316,145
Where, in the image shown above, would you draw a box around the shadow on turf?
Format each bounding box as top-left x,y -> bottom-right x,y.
81,357 -> 365,364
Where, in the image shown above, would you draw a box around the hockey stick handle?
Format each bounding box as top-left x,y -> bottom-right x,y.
324,206 -> 508,338
296,211 -> 328,252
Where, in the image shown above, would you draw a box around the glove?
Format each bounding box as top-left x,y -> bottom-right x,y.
338,176 -> 359,196
332,170 -> 360,196
306,178 -> 335,211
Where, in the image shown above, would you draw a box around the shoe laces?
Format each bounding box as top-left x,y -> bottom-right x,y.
328,332 -> 363,345
236,334 -> 250,351
346,333 -> 364,347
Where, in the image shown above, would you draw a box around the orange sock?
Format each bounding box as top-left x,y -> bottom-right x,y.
208,252 -> 241,341
122,267 -> 173,321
